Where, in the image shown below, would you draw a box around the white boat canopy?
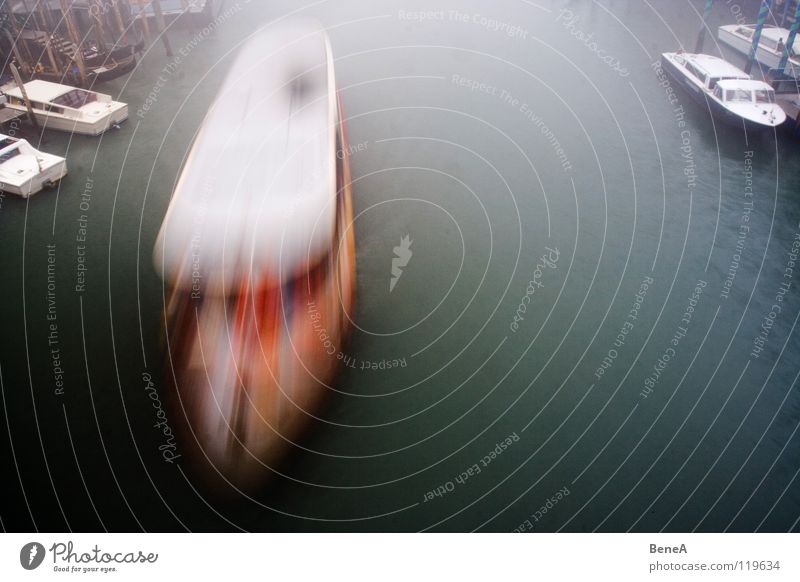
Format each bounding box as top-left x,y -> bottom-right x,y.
154,20 -> 338,294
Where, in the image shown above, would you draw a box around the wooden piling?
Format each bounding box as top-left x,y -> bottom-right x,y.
152,0 -> 173,57
9,63 -> 39,130
59,0 -> 89,86
745,0 -> 772,75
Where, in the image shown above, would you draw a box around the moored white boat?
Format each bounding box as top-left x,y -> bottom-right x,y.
131,0 -> 213,22
718,24 -> 800,74
153,20 -> 356,489
1,80 -> 128,136
661,52 -> 786,130
0,134 -> 67,197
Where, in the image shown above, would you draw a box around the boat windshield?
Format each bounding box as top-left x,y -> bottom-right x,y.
754,89 -> 775,103
0,147 -> 21,164
52,89 -> 98,109
726,88 -> 753,102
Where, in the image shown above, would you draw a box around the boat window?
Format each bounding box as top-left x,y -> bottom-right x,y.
0,138 -> 16,149
726,88 -> 753,102
0,147 -> 21,164
736,27 -> 754,39
761,37 -> 778,51
686,63 -> 706,81
52,89 -> 98,108
713,85 -> 723,100
31,101 -> 45,111
708,77 -> 720,90
754,89 -> 775,103
44,104 -> 64,115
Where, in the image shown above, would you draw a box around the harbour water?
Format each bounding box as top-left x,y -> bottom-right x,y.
1,0 -> 799,532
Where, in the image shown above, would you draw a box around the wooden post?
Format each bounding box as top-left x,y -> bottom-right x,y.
110,0 -> 130,47
10,63 -> 39,130
782,0 -> 793,27
36,1 -> 65,74
3,30 -> 29,78
90,0 -> 110,51
138,2 -> 152,39
59,0 -> 88,86
4,2 -> 34,75
778,2 -> 800,72
745,0 -> 772,75
152,0 -> 173,57
694,0 -> 715,53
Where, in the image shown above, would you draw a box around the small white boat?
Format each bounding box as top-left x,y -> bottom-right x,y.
661,52 -> 786,129
0,134 -> 67,197
718,24 -> 800,73
2,80 -> 128,136
132,0 -> 213,21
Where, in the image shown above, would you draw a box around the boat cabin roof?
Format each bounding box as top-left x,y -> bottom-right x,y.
5,80 -> 97,104
154,20 -> 339,292
680,53 -> 749,78
738,25 -> 790,42
716,79 -> 773,91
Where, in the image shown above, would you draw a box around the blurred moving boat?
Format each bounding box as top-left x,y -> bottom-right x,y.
153,21 -> 356,489
1,80 -> 128,135
661,52 -> 786,130
0,134 -> 67,197
718,24 -> 800,74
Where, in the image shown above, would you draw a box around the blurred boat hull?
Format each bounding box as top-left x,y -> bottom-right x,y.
154,22 -> 356,491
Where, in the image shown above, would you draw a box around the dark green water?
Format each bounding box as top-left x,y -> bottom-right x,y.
1,0 -> 799,532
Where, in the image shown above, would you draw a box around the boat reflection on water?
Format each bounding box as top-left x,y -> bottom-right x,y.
153,21 -> 356,491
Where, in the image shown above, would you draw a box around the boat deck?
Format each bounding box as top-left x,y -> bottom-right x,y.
0,107 -> 24,124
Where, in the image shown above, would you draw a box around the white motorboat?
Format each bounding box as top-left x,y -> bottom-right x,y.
661,52 -> 786,129
718,24 -> 800,73
153,20 -> 356,489
1,80 -> 128,136
131,0 -> 213,21
0,134 -> 67,197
